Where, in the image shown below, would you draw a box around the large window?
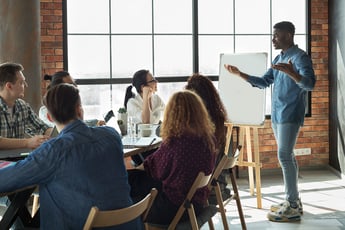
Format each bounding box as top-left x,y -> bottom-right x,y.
65,0 -> 309,120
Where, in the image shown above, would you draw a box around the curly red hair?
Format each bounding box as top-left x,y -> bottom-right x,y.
160,90 -> 216,154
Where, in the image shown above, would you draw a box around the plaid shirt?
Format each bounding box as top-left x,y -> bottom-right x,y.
0,97 -> 50,138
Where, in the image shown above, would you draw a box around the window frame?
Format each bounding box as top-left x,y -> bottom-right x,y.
62,0 -> 312,118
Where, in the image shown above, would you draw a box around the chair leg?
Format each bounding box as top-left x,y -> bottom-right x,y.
187,205 -> 199,230
32,194 -> 39,217
229,170 -> 246,230
214,183 -> 229,230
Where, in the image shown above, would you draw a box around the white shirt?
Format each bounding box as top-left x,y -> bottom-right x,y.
39,105 -> 55,127
127,94 -> 165,124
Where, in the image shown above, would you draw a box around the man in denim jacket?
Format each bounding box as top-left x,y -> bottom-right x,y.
0,84 -> 142,229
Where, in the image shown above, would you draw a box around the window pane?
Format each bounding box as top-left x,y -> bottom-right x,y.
154,0 -> 192,33
235,0 -> 270,34
156,82 -> 187,105
294,35 -> 307,52
79,85 -> 112,120
67,0 -> 109,33
272,0 -> 307,34
154,35 -> 192,76
68,35 -> 110,78
199,35 -> 234,75
235,35 -> 272,67
198,0 -> 234,34
112,36 -> 153,78
111,0 -> 152,33
111,84 -> 130,113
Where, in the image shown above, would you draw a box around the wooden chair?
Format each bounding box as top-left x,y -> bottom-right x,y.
208,146 -> 246,230
31,193 -> 39,217
147,172 -> 217,230
83,188 -> 158,230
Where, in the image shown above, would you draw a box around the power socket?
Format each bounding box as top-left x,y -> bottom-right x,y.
294,148 -> 311,156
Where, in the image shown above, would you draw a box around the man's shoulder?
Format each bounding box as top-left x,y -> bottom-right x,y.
93,125 -> 121,138
15,98 -> 31,109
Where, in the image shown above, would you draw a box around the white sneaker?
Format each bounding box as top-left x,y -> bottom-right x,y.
270,199 -> 303,214
267,201 -> 301,222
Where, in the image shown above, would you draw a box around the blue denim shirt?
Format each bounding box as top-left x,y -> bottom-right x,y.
0,120 -> 142,230
247,45 -> 316,125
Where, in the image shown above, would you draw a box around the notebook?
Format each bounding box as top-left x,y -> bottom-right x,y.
121,136 -> 162,148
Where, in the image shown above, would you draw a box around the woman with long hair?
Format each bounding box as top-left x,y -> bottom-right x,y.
185,73 -> 230,203
128,90 -> 216,225
185,73 -> 228,153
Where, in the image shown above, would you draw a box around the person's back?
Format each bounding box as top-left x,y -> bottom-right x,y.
37,122 -> 136,229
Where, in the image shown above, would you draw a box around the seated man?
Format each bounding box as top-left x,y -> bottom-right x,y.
0,84 -> 141,229
0,62 -> 52,149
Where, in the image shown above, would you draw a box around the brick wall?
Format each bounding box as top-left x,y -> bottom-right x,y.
40,0 -> 64,94
40,0 -> 329,169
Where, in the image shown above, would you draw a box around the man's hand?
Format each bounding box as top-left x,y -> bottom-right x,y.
97,120 -> 106,126
224,64 -> 241,75
272,59 -> 301,82
224,64 -> 249,81
26,135 -> 49,149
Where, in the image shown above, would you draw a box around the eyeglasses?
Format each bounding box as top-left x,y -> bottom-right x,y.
146,78 -> 158,84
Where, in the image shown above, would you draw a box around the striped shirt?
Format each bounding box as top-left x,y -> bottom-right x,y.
0,97 -> 49,138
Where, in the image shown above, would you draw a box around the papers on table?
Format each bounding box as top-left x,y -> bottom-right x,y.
122,136 -> 162,148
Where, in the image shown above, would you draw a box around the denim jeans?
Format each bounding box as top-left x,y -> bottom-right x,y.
272,122 -> 301,203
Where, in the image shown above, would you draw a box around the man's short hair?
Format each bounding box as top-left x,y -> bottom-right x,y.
44,83 -> 81,124
273,21 -> 295,35
0,62 -> 24,88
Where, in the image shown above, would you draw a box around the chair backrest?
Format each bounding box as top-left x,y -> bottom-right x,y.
208,145 -> 242,190
168,172 -> 212,229
83,188 -> 157,230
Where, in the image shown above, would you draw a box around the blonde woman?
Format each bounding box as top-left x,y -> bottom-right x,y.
128,90 -> 216,225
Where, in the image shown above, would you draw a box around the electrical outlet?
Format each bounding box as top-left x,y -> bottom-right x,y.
294,148 -> 311,156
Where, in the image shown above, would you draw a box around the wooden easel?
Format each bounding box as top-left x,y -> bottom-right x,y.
224,122 -> 263,209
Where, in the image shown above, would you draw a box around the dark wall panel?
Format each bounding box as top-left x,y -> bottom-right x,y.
329,0 -> 345,174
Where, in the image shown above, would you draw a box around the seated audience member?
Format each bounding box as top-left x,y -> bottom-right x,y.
128,90 -> 216,225
0,62 -> 52,150
185,73 -> 231,203
124,69 -> 165,124
39,71 -> 105,127
39,71 -> 76,127
124,69 -> 165,165
0,84 -> 141,230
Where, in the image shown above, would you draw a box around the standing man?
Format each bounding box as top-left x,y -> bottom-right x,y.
225,21 -> 316,222
0,84 -> 141,229
0,62 -> 51,149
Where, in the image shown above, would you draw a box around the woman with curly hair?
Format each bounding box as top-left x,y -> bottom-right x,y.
128,90 -> 216,225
